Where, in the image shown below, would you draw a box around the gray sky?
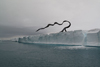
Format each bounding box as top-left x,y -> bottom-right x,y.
0,0 -> 100,39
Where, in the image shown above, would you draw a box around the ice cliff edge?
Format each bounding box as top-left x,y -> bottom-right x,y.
18,29 -> 100,46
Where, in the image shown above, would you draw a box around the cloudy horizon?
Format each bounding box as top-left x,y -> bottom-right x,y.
0,0 -> 100,39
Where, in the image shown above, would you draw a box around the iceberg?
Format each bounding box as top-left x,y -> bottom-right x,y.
85,29 -> 100,46
11,38 -> 18,42
18,29 -> 100,46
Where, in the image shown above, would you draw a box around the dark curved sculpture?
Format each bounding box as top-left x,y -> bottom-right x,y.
36,20 -> 71,32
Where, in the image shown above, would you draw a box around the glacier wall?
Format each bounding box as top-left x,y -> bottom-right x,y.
18,29 -> 100,46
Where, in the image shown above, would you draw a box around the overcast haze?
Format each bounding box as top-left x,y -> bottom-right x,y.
0,0 -> 100,39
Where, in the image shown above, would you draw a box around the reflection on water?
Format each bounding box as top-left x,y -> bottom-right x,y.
0,41 -> 100,67
54,46 -> 95,50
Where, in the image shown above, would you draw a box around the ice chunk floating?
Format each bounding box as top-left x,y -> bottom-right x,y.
18,29 -> 100,46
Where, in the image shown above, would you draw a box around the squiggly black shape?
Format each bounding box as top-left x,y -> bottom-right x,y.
36,20 -> 71,32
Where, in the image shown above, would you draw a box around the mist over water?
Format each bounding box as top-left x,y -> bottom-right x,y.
0,41 -> 100,67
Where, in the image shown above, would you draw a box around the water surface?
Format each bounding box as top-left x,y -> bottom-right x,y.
0,41 -> 100,67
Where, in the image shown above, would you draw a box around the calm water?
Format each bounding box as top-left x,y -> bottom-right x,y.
0,41 -> 100,67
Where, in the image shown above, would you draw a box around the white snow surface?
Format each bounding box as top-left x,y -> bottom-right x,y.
18,29 -> 100,46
